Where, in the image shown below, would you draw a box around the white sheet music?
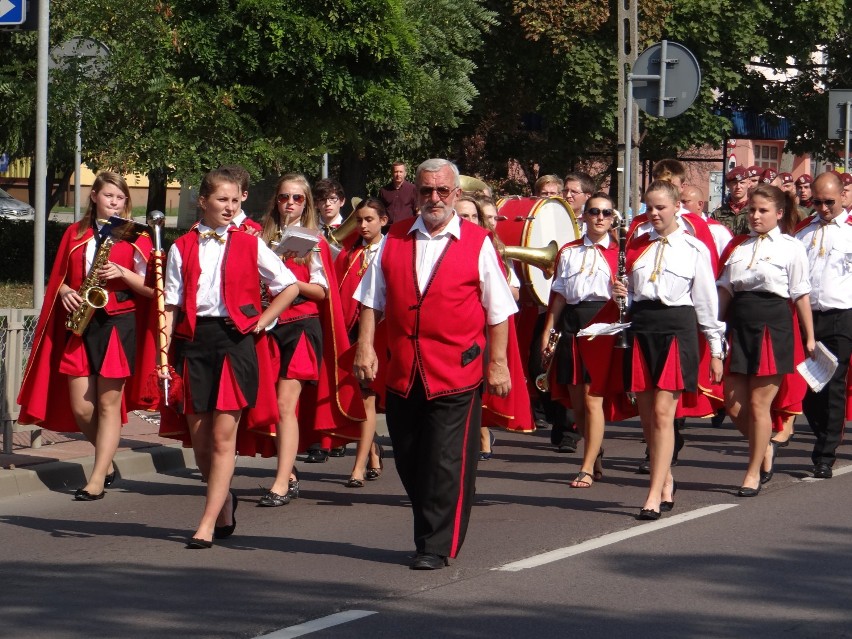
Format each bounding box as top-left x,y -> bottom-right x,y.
577,322 -> 631,337
796,341 -> 838,393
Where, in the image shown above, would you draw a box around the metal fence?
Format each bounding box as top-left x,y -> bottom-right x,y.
0,308 -> 41,454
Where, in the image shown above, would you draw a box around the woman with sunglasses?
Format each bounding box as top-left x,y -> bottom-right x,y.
542,193 -> 619,487
258,173 -> 364,507
717,184 -> 814,496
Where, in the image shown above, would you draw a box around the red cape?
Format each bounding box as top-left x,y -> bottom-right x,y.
17,223 -> 158,431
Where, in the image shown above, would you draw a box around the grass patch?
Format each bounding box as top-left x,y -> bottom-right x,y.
0,282 -> 36,308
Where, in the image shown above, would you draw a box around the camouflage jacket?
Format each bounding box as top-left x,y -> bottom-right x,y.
711,204 -> 750,236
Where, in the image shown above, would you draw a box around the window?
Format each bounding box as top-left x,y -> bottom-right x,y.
752,143 -> 781,170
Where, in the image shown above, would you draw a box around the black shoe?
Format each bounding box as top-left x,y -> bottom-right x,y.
410,552 -> 448,570
710,411 -> 726,428
104,468 -> 118,488
329,445 -> 347,458
74,488 -> 105,501
813,463 -> 833,479
637,508 -> 661,521
660,481 -> 677,512
366,443 -> 384,480
535,418 -> 552,431
760,441 -> 778,485
258,490 -> 290,507
637,450 -> 651,475
287,467 -> 301,498
556,434 -> 577,454
214,491 -> 238,539
344,477 -> 365,488
737,485 -> 761,497
304,446 -> 330,463
186,537 -> 213,549
771,433 -> 793,448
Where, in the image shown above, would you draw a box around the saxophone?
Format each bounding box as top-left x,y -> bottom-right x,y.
535,329 -> 562,392
65,235 -> 115,336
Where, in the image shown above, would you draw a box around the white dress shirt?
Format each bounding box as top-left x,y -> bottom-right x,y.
629,221 -> 725,353
354,214 -> 518,325
551,234 -> 613,304
795,211 -> 852,311
85,220 -> 148,277
717,226 -> 810,300
164,223 -> 296,316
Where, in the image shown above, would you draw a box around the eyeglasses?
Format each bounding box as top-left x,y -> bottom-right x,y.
418,186 -> 455,199
586,207 -> 614,218
317,196 -> 340,204
563,188 -> 585,197
277,193 -> 306,204
811,198 -> 836,207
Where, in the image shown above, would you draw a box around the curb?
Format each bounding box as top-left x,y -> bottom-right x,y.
0,443 -> 196,500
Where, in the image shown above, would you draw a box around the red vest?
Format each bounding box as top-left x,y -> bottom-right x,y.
172,228 -> 264,338
278,257 -> 320,322
382,218 -> 488,398
65,227 -> 151,315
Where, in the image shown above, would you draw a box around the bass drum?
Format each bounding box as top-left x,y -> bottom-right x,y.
495,197 -> 580,307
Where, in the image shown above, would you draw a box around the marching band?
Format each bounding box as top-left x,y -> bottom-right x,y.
14,160 -> 852,563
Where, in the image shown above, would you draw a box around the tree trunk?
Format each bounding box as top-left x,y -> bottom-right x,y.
339,146 -> 370,217
146,168 -> 168,214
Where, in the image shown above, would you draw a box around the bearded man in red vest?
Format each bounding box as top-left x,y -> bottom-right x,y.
354,158 -> 517,570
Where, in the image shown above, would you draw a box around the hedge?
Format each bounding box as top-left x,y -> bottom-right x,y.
0,219 -> 184,283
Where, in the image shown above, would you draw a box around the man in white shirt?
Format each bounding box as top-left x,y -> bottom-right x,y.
794,172 -> 852,478
354,158 -> 516,570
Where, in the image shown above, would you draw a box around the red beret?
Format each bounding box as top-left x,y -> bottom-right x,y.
726,166 -> 747,183
795,174 -> 813,186
759,168 -> 778,184
840,172 -> 852,186
746,165 -> 761,178
778,172 -> 794,184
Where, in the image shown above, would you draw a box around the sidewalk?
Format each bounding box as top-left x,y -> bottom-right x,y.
0,411 -> 194,500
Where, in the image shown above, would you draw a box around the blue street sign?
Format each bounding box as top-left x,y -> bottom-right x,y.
0,0 -> 26,26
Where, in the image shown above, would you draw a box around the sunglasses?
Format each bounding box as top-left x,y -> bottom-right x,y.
418,186 -> 455,199
276,193 -> 306,204
811,198 -> 836,207
586,207 -> 614,218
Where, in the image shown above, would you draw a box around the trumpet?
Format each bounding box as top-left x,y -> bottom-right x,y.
535,329 -> 561,392
501,240 -> 559,279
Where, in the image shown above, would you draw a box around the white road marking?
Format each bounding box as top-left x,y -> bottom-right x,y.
256,610 -> 378,638
494,504 -> 739,572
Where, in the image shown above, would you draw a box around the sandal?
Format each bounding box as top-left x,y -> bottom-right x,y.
366,443 -> 384,481
570,471 -> 593,488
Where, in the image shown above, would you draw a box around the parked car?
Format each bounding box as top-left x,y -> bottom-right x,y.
0,188 -> 35,221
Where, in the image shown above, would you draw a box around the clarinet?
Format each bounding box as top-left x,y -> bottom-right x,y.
615,211 -> 629,349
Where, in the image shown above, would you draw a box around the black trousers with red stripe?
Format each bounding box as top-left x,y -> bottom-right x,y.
803,308 -> 852,467
385,374 -> 481,559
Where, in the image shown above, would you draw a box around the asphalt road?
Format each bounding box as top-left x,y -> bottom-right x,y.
1,420 -> 850,639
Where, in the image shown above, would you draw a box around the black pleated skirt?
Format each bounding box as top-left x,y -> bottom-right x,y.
555,300 -> 606,385
173,318 -> 258,414
728,291 -> 793,375
626,301 -> 699,393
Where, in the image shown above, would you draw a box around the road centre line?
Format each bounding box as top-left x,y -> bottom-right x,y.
495,504 -> 739,572
256,610 -> 378,638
